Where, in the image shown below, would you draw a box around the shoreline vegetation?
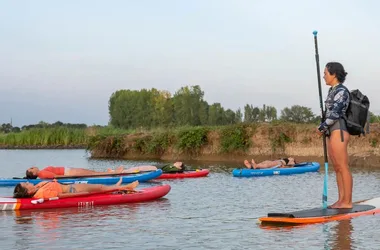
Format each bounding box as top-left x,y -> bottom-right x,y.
1,122 -> 379,168
1,86 -> 380,167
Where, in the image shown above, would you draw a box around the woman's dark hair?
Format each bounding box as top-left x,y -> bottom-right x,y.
326,62 -> 348,83
13,184 -> 33,198
25,170 -> 38,179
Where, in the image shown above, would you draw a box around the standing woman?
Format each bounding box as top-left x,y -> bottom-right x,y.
317,62 -> 352,209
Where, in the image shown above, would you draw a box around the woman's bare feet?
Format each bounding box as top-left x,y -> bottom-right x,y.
121,180 -> 139,191
251,159 -> 257,169
107,166 -> 124,173
328,201 -> 353,209
335,203 -> 353,209
115,166 -> 124,173
328,201 -> 341,209
244,160 -> 252,169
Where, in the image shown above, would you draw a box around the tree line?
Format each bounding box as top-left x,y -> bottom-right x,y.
1,84 -> 379,134
109,85 -> 380,129
0,121 -> 87,134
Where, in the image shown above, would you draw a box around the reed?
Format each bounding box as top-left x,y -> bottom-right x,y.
0,127 -> 88,147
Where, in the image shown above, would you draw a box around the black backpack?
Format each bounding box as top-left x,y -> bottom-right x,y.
341,86 -> 370,136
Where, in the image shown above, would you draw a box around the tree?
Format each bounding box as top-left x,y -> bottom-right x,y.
280,105 -> 316,123
264,105 -> 277,122
0,123 -> 12,133
173,85 -> 205,126
11,127 -> 21,133
224,109 -> 236,125
199,101 -> 209,125
252,107 -> 260,122
235,108 -> 243,123
243,104 -> 252,123
259,104 -> 266,122
208,103 -> 225,125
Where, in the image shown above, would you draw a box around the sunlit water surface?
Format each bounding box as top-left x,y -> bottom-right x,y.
0,150 -> 379,249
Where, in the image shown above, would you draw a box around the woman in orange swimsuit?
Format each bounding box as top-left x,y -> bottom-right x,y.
13,178 -> 139,199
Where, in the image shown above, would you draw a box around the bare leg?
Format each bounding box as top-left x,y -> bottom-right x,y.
71,179 -> 139,193
67,167 -> 123,176
329,130 -> 352,209
327,138 -> 342,208
254,160 -> 282,169
106,166 -> 125,173
122,166 -> 158,173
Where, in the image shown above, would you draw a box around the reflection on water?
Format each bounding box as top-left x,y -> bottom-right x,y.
259,220 -> 355,250
0,149 -> 379,249
328,220 -> 354,250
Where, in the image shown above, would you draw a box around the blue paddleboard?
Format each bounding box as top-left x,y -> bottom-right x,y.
232,162 -> 320,177
0,170 -> 162,187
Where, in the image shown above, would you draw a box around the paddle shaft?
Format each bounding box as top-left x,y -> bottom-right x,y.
313,30 -> 329,209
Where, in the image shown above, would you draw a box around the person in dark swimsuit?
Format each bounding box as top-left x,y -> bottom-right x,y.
243,157 -> 296,169
112,162 -> 195,174
316,62 -> 352,209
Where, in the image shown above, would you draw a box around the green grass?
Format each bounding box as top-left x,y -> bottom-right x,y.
0,127 -> 88,146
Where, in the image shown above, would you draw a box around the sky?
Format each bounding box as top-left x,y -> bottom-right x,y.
1,0 -> 380,127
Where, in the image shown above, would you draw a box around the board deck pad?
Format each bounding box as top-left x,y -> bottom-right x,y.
268,204 -> 376,218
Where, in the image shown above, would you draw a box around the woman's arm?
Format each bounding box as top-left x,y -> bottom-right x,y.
57,192 -> 93,198
38,170 -> 57,179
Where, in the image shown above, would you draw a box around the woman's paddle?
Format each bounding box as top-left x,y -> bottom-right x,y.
313,30 -> 329,209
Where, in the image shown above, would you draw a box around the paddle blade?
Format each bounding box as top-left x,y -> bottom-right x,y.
322,162 -> 328,209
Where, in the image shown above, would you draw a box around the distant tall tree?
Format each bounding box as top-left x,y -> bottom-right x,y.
259,104 -> 266,122
243,104 -> 252,123
264,105 -> 277,122
173,85 -> 205,126
208,103 -> 225,125
0,123 -> 12,133
243,104 -> 253,123
280,105 -> 316,123
252,107 -> 260,122
224,109 -> 236,125
235,108 -> 243,123
199,100 -> 209,125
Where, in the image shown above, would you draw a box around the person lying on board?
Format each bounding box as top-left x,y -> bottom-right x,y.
109,162 -> 195,174
13,178 -> 139,199
25,166 -> 125,179
243,157 -> 297,169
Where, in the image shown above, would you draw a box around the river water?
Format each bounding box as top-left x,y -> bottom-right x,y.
0,149 -> 379,250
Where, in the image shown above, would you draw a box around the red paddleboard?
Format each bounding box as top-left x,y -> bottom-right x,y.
259,197 -> 380,225
0,185 -> 171,211
157,169 -> 209,179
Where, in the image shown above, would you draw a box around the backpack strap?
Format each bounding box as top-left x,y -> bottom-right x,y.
339,118 -> 344,142
366,111 -> 370,134
336,84 -> 349,142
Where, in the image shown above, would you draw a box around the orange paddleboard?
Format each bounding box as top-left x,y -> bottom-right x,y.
259,197 -> 380,225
